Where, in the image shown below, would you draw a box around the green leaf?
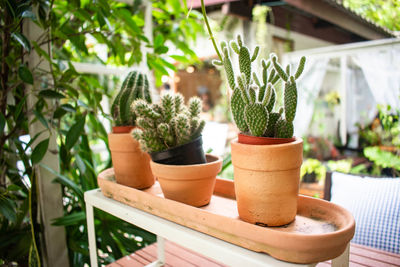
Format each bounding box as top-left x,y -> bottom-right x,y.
61,104 -> 75,113
33,110 -> 49,129
65,116 -> 86,149
0,113 -> 5,136
7,184 -> 22,191
32,41 -> 51,63
18,65 -> 33,85
114,8 -> 140,33
40,164 -> 84,202
31,138 -> 49,164
52,211 -> 85,226
154,34 -> 164,48
75,154 -> 86,174
0,195 -> 17,222
170,55 -> 190,63
155,46 -> 169,54
11,33 -> 31,52
39,90 -> 66,99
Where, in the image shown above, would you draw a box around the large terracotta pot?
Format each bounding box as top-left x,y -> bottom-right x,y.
231,137 -> 303,226
108,130 -> 155,189
150,154 -> 222,207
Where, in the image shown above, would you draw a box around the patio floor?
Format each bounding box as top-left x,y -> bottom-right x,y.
108,240 -> 400,267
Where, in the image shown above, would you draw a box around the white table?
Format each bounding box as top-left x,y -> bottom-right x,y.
85,189 -> 349,267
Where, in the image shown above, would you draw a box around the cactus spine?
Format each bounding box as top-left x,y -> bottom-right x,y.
131,93 -> 205,153
111,71 -> 152,126
212,36 -> 306,138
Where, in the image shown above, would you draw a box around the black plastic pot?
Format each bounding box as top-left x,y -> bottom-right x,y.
150,136 -> 206,165
302,173 -> 317,183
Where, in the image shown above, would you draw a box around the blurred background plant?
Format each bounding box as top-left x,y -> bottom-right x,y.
0,0 -> 203,266
300,158 -> 326,183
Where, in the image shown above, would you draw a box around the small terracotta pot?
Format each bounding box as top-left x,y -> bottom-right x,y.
108,132 -> 155,189
112,126 -> 135,134
231,138 -> 303,226
238,133 -> 295,145
150,154 -> 222,207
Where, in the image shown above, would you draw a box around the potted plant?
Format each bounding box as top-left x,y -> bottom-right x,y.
108,71 -> 155,189
131,93 -> 222,207
301,158 -> 326,183
200,2 -> 306,226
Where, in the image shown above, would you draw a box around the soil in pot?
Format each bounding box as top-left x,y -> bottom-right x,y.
108,131 -> 154,189
150,136 -> 206,165
231,137 -> 303,226
150,154 -> 222,207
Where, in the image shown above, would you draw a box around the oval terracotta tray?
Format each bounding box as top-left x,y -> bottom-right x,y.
98,168 -> 355,264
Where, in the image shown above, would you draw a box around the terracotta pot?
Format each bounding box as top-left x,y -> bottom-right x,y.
112,126 -> 134,134
231,137 -> 303,226
108,132 -> 154,189
150,154 -> 222,207
238,133 -> 296,145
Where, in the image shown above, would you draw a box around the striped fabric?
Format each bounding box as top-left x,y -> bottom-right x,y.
330,172 -> 400,254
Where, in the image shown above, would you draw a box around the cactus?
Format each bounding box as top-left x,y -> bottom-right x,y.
111,71 -> 152,126
212,36 -> 306,138
131,93 -> 205,153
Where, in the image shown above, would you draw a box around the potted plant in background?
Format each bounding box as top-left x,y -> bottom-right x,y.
301,158 -> 326,183
131,93 -> 222,207
201,1 -> 306,226
108,71 -> 155,189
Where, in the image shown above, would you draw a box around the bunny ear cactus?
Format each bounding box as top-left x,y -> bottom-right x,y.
213,36 -> 306,138
111,71 -> 152,126
131,93 -> 205,153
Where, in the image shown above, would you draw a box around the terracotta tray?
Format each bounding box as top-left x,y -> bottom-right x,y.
98,168 -> 355,264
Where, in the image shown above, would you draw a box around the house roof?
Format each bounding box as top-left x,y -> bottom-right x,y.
194,0 -> 396,42
322,0 -> 395,37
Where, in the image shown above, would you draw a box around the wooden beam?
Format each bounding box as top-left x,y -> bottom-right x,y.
282,0 -> 389,40
272,6 -> 365,44
25,16 -> 70,267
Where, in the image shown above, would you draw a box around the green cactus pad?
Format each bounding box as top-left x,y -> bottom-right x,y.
249,86 -> 257,104
264,112 -> 281,137
272,56 -> 288,82
284,77 -> 297,123
239,46 -> 252,83
192,120 -> 205,139
161,94 -> 175,123
223,50 -> 236,90
188,97 -> 202,118
231,88 -> 249,133
112,71 -> 152,126
266,86 -> 276,113
251,46 -> 260,62
132,99 -> 161,121
230,40 -> 240,54
275,118 -> 294,138
244,103 -> 269,137
295,56 -> 306,79
174,114 -> 191,145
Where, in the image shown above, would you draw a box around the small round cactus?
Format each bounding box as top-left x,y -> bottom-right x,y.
111,71 -> 152,126
212,35 -> 306,138
131,93 -> 205,153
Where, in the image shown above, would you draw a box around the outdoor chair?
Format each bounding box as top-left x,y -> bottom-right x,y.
324,171 -> 400,254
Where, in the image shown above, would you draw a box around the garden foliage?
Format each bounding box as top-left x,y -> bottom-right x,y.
0,0 -> 203,265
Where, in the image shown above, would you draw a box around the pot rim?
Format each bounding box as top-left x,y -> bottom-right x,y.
232,137 -> 303,148
112,125 -> 135,134
238,133 -> 296,145
150,154 -> 222,168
